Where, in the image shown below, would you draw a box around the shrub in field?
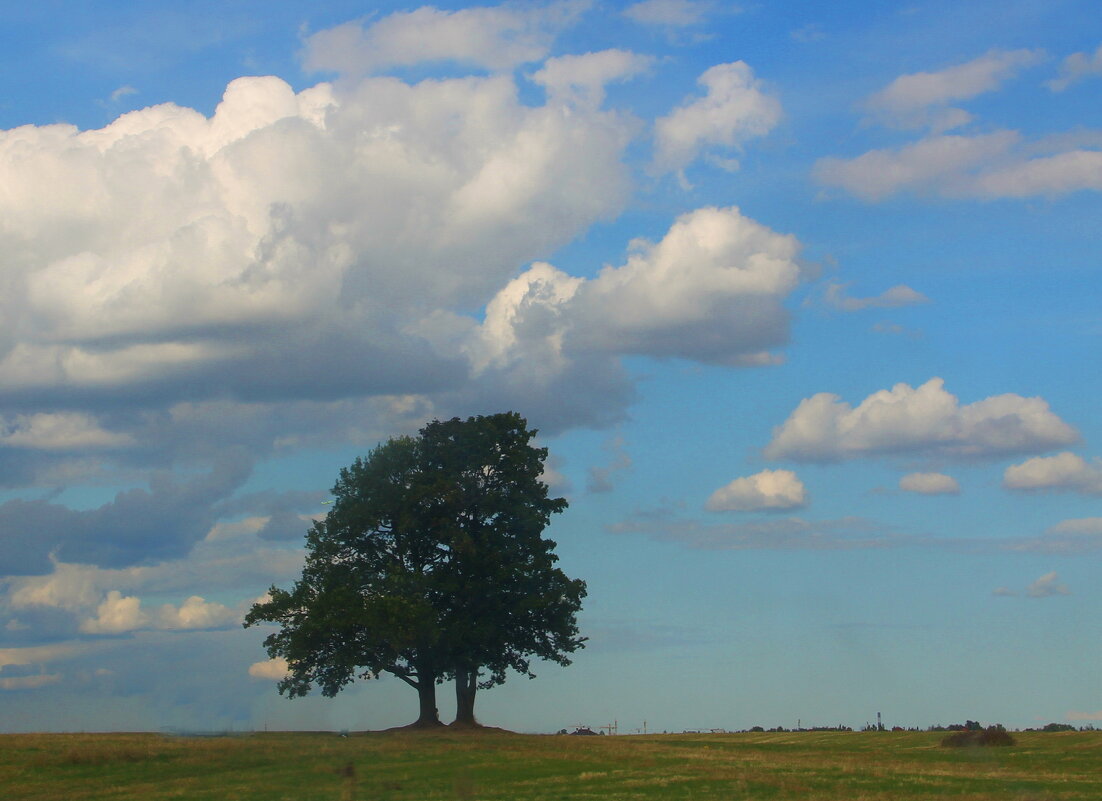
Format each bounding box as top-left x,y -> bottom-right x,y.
940,726 -> 1016,748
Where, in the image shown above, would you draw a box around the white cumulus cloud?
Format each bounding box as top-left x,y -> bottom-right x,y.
652,62 -> 781,174
899,472 -> 960,495
469,205 -> 804,371
155,596 -> 237,630
765,378 -> 1077,462
248,657 -> 290,681
1003,452 -> 1102,494
0,65 -> 640,439
706,469 -> 807,512
79,591 -> 148,634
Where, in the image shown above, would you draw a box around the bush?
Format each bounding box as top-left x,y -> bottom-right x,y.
940,726 -> 1015,748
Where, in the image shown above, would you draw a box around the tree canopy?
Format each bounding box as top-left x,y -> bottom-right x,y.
244,412 -> 586,728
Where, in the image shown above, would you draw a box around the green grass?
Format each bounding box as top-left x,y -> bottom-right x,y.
2,729 -> 1100,800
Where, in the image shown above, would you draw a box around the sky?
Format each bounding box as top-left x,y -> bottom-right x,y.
0,0 -> 1100,734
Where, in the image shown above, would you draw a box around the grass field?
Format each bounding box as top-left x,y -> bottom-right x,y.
3,728 -> 1100,800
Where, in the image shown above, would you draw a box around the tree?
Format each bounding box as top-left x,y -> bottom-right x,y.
244,412 -> 585,729
418,414 -> 586,726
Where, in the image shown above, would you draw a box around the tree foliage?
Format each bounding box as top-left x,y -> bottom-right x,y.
244,412 -> 585,727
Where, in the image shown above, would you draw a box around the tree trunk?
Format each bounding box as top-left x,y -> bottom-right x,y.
452,667 -> 479,727
413,674 -> 443,728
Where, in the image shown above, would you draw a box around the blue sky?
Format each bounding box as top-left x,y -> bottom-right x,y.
1,0 -> 1100,734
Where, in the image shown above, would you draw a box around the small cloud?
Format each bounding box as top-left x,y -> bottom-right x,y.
871,321 -> 922,339
155,596 -> 237,630
1003,452 -> 1102,494
1047,43 -> 1102,92
248,657 -> 289,681
531,49 -> 654,108
865,49 -> 1044,131
109,85 -> 138,103
766,378 -> 1077,463
623,0 -> 718,27
587,434 -> 632,493
610,510 -> 902,550
0,673 -> 62,691
79,590 -> 147,634
1002,518 -> 1102,555
1026,571 -> 1070,598
1047,517 -> 1102,536
706,469 -> 807,512
790,23 -> 825,43
652,61 -> 782,175
824,282 -> 929,312
992,586 -> 1017,597
1067,709 -> 1102,721
899,472 -> 960,495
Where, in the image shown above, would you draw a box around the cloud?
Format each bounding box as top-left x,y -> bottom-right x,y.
790,24 -> 825,43
1046,517 -> 1102,536
652,62 -> 782,175
610,509 -> 902,550
467,205 -> 804,377
0,643 -> 83,670
248,657 -> 290,681
301,2 -> 586,75
0,413 -> 133,451
0,60 -> 660,463
992,586 -> 1017,597
814,131 -> 1015,200
622,0 -> 716,27
0,453 -> 250,576
613,508 -> 1102,556
79,591 -> 147,634
814,132 -> 1102,201
706,469 -> 807,512
256,509 -> 310,542
899,472 -> 960,495
567,206 -> 802,364
1047,43 -> 1102,91
1003,452 -> 1102,494
1002,518 -> 1102,555
109,85 -> 138,103
824,283 -> 929,312
154,596 -> 236,630
0,673 -> 62,691
78,591 -> 237,635
865,49 -> 1043,131
765,378 -> 1077,463
1067,710 -> 1102,721
587,434 -> 632,493
1026,571 -> 1070,598
531,49 -> 654,107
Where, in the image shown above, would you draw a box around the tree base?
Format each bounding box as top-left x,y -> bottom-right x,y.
385,718 -> 446,732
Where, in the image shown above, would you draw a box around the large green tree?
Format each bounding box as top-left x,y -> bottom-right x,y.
244,412 -> 585,728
